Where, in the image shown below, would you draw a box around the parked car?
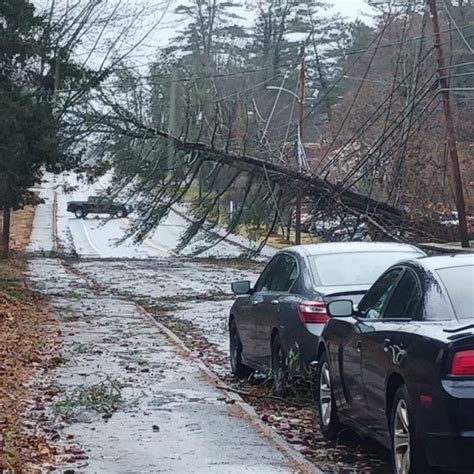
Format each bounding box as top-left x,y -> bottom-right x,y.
228,242 -> 426,392
67,196 -> 128,219
316,254 -> 474,474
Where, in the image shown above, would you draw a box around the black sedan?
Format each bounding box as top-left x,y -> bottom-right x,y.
317,254 -> 474,474
228,242 -> 425,392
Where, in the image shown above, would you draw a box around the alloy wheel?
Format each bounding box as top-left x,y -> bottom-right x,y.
393,399 -> 411,474
319,362 -> 332,427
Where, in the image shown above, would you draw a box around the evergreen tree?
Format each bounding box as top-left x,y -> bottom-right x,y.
0,0 -> 83,256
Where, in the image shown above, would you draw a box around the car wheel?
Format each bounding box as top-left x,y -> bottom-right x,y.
272,334 -> 289,395
391,385 -> 428,474
317,352 -> 341,440
229,319 -> 253,378
74,209 -> 86,219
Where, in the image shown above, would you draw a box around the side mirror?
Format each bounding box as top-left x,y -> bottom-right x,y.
327,300 -> 353,318
231,280 -> 252,295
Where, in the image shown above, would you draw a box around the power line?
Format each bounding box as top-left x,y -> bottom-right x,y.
340,95 -> 441,198
440,0 -> 474,55
314,11 -> 409,174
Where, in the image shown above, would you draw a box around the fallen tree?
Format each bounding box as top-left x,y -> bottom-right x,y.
73,100 -> 457,252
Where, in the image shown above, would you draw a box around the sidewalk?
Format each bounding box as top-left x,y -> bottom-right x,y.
27,258 -> 295,473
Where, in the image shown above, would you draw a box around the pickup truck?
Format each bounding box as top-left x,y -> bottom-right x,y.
67,196 -> 128,219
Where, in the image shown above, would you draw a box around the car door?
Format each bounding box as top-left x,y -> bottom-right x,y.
239,257 -> 280,364
98,197 -> 111,213
338,268 -> 404,423
359,268 -> 422,439
253,253 -> 299,366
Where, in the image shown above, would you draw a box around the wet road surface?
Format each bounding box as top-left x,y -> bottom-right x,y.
25,173 -> 391,473
28,258 -> 296,473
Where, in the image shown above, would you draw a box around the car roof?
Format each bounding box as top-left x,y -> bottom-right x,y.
403,253 -> 474,271
280,242 -> 424,258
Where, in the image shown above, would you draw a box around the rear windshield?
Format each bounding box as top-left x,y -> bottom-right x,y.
311,251 -> 422,286
437,265 -> 474,320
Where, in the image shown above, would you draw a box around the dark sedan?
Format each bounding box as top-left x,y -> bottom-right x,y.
228,242 -> 425,392
317,254 -> 474,474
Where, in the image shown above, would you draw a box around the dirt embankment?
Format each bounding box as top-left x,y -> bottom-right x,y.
0,207 -> 63,471
0,206 -> 35,253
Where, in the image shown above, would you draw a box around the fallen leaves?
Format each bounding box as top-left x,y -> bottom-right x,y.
142,286 -> 391,473
0,258 -> 64,471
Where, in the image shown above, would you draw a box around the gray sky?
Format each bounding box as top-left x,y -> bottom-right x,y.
329,0 -> 374,19
35,0 -> 376,70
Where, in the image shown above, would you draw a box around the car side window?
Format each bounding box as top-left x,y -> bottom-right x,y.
266,254 -> 298,292
254,257 -> 280,292
383,270 -> 422,320
358,269 -> 403,320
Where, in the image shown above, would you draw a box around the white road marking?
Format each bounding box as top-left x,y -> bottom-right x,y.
80,218 -> 103,257
73,193 -> 103,257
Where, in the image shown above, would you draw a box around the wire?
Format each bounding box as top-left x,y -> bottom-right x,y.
314,12 -> 397,171
341,86 -> 439,188
261,72 -> 291,143
316,35 -> 435,174
343,92 -> 441,192
440,0 -> 474,55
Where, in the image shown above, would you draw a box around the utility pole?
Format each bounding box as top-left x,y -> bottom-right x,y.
168,69 -> 178,180
295,53 -> 306,246
429,0 -> 470,247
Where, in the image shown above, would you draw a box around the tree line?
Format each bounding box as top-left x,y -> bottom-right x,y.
1,0 -> 473,256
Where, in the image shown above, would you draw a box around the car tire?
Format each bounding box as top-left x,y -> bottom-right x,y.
272,334 -> 289,396
390,385 -> 428,474
74,209 -> 87,219
229,319 -> 253,378
317,352 -> 341,440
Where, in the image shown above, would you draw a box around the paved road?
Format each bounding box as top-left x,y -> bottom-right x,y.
28,173 -> 276,259
26,174 -> 300,473
28,258 -> 294,473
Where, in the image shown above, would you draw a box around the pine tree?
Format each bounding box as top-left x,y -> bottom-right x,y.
0,0 -> 82,257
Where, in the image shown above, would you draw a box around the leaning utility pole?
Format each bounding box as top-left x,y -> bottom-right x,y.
429,0 -> 470,247
295,53 -> 306,245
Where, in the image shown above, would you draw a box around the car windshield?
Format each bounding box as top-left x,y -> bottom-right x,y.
311,251 -> 421,286
437,265 -> 474,320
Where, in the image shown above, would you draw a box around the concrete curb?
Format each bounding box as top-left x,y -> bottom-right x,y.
136,305 -> 323,474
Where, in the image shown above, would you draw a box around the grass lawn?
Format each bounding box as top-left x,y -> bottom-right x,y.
237,225 -> 318,249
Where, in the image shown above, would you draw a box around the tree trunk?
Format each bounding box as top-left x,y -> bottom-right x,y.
2,206 -> 11,259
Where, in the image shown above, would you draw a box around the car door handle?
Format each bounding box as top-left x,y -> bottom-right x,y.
270,299 -> 279,305
356,341 -> 362,352
251,300 -> 260,306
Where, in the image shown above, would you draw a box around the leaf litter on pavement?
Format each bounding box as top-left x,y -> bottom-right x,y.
131,265 -> 392,474
62,256 -> 392,473
0,258 -> 85,471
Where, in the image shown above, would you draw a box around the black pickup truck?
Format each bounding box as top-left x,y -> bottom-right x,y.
67,196 -> 128,219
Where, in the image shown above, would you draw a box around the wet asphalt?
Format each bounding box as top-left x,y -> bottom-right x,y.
27,258 -> 295,473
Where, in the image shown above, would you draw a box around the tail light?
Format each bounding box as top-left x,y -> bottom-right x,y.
298,301 -> 329,324
450,350 -> 474,376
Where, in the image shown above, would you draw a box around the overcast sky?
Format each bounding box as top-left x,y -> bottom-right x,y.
35,0 -> 376,70
328,0 -> 373,19
146,0 -> 375,59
